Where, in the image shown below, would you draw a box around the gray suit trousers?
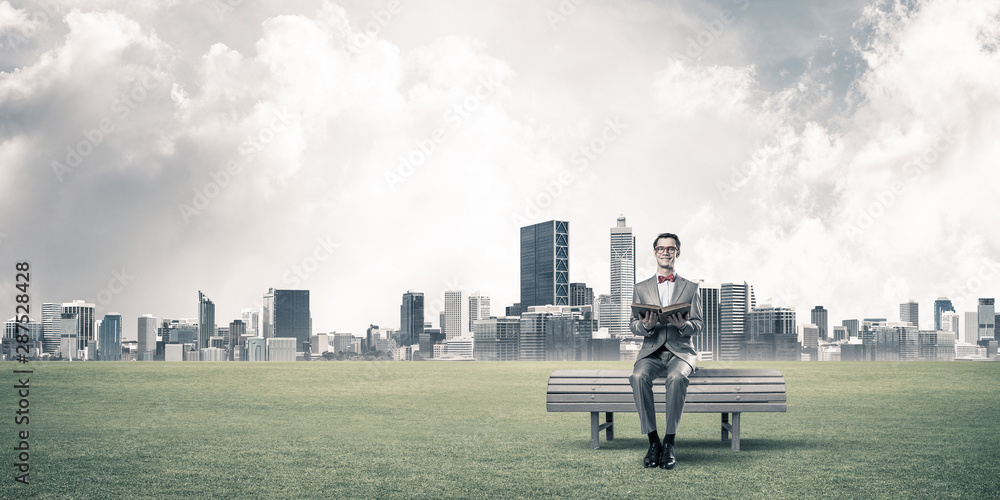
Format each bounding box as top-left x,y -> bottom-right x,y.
629,349 -> 693,435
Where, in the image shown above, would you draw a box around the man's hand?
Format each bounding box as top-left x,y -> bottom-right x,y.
640,311 -> 656,330
666,312 -> 689,329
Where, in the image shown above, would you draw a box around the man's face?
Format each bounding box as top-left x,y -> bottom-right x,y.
654,237 -> 680,270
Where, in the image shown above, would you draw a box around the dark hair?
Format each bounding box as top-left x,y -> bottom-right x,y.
653,232 -> 681,250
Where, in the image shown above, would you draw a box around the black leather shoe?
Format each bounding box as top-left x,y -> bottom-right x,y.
660,443 -> 676,469
643,441 -> 662,468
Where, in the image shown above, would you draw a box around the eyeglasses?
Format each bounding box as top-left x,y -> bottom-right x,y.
654,246 -> 678,255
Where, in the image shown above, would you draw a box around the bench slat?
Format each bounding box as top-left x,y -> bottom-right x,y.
547,384 -> 787,394
547,376 -> 784,386
546,393 -> 786,403
550,368 -> 784,378
547,402 -> 787,413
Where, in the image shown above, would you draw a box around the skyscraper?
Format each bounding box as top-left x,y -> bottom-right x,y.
802,324 -> 820,358
229,320 -> 246,361
241,307 -> 259,337
750,305 -> 797,339
570,283 -> 594,307
900,300 -> 919,329
977,298 -> 995,341
696,283 -> 720,360
263,288 -> 311,351
61,300 -> 94,352
198,291 -> 215,350
933,297 -> 955,331
400,291 -> 424,348
963,311 -> 978,344
59,312 -> 79,360
720,282 -> 753,361
472,317 -> 520,361
520,220 -> 570,308
137,314 -> 157,360
468,292 -> 491,331
42,303 -> 62,354
609,216 -> 636,338
940,311 -> 960,335
842,319 -> 859,339
810,306 -> 829,340
443,290 -> 466,340
97,313 -> 122,361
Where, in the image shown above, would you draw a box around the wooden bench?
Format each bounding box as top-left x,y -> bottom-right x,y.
546,368 -> 787,451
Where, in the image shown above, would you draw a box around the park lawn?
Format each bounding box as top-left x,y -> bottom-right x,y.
1,360 -> 998,499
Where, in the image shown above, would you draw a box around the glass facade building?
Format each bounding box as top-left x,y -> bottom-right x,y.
520,220 -> 570,308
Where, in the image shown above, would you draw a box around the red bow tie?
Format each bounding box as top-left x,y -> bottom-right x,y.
658,274 -> 675,284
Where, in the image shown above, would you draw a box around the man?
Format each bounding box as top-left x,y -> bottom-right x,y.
629,232 -> 704,470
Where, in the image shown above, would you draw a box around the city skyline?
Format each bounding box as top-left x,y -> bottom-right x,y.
2,0 -> 999,339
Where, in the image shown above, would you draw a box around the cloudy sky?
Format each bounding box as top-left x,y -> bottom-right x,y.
2,0 -> 998,340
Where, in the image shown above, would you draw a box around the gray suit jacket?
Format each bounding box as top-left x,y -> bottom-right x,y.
629,274 -> 704,369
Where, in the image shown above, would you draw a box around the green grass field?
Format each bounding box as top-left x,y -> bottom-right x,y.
2,360 -> 998,499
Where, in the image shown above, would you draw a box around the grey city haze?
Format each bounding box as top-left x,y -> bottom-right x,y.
1,0 -> 998,340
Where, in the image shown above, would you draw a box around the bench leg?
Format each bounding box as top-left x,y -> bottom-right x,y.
731,412 -> 741,452
590,412 -> 600,449
606,412 -> 614,441
590,412 -> 615,450
721,412 -> 730,442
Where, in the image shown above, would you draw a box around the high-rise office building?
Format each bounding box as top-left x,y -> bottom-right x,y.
609,216 -> 636,338
241,307 -> 259,337
810,306 -> 828,340
468,292 -> 491,331
696,283 -> 721,360
472,317 -> 520,361
597,294 -> 613,331
59,312 -> 79,360
978,298 -> 995,341
842,319 -> 859,339
229,320 -> 246,361
42,303 -> 62,354
749,305 -> 797,340
900,300 -> 919,329
61,300 -> 95,352
940,311 -> 960,335
137,314 -> 157,360
520,220 -> 570,308
97,313 -> 122,361
263,288 -> 311,351
198,291 -> 215,350
569,282 -> 594,307
443,290 -> 467,340
933,298 -> 955,331
963,311 -> 979,344
802,324 -> 820,351
720,282 -> 754,361
400,291 -> 424,348
832,326 -> 848,341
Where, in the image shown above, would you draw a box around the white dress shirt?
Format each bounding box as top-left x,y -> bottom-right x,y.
656,273 -> 676,307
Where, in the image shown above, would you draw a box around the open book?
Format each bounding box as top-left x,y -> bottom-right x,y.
631,302 -> 691,325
